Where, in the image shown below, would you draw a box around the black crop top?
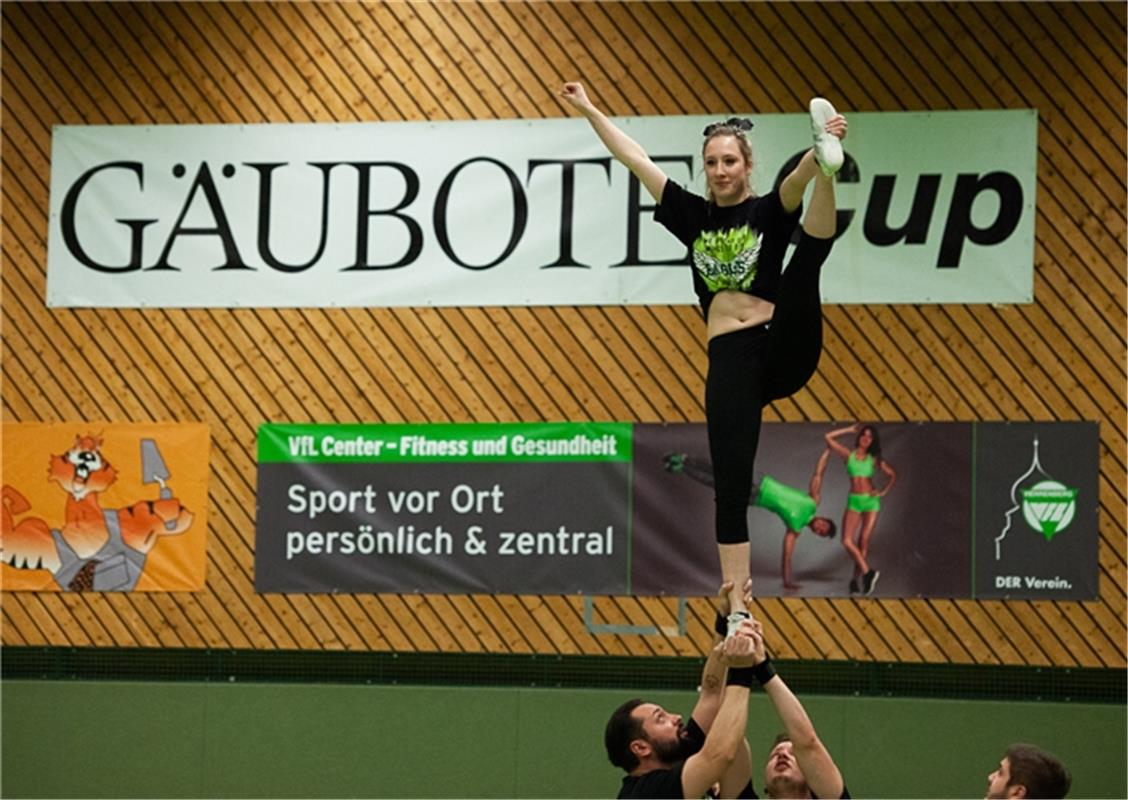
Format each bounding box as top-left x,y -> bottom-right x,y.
654,180 -> 800,317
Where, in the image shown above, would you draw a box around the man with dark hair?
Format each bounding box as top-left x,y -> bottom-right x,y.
985,743 -> 1071,798
604,582 -> 760,799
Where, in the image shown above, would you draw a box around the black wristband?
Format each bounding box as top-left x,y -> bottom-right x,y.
752,657 -> 777,686
727,657 -> 776,688
727,666 -> 756,688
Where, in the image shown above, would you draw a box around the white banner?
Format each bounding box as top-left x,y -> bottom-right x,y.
47,110 -> 1036,308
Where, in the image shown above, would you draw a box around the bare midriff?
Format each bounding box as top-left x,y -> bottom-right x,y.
850,476 -> 875,494
706,289 -> 775,341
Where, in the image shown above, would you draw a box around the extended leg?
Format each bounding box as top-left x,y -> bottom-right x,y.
763,172 -> 836,402
858,511 -> 880,561
719,542 -> 752,614
706,329 -> 768,616
841,511 -> 869,576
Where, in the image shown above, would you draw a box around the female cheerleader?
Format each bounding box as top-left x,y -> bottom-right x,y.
561,82 -> 847,628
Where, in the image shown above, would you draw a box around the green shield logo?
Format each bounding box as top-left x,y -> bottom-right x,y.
1021,480 -> 1077,541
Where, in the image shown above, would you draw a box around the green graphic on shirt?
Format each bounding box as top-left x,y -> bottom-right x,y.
692,225 -> 762,291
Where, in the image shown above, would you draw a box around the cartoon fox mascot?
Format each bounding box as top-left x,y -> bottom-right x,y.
1,434 -> 193,591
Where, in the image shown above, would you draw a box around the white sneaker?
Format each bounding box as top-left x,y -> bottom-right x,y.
726,610 -> 751,639
809,97 -> 843,177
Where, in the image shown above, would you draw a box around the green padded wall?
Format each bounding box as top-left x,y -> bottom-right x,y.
2,680 -> 1123,798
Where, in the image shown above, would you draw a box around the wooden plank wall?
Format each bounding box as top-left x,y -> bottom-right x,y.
2,1 -> 1125,669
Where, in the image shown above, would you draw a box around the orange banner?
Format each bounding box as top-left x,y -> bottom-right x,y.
1,423 -> 209,591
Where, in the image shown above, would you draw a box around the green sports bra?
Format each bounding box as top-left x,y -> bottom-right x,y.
846,451 -> 875,478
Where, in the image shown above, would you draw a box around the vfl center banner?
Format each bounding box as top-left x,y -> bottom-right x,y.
48,110 -> 1036,308
255,421 -> 1098,600
2,423 -> 210,592
256,423 -> 631,594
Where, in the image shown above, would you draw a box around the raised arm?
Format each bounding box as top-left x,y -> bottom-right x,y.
824,424 -> 857,460
808,447 -> 831,505
690,578 -> 754,734
680,631 -> 758,799
751,620 -> 844,800
688,582 -> 733,734
559,82 -> 668,202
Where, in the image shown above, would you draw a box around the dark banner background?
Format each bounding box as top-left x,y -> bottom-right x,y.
255,422 -> 1097,599
973,422 -> 1100,599
257,462 -> 631,593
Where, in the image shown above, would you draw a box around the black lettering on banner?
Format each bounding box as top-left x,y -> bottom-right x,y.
248,162 -> 336,273
863,174 -> 940,247
938,171 -> 1023,268
612,155 -> 693,267
57,147 -> 1029,288
434,157 -> 527,270
153,163 -> 248,270
527,157 -> 611,268
61,161 -> 156,273
345,161 -> 423,270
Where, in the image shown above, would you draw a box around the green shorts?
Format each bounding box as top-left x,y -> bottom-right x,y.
847,492 -> 881,513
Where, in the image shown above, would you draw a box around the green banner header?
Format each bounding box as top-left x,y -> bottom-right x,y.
259,422 -> 633,464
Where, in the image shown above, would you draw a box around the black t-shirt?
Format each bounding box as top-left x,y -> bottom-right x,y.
617,718 -> 707,799
653,180 -> 800,317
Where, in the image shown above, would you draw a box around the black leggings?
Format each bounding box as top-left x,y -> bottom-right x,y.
706,231 -> 834,543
